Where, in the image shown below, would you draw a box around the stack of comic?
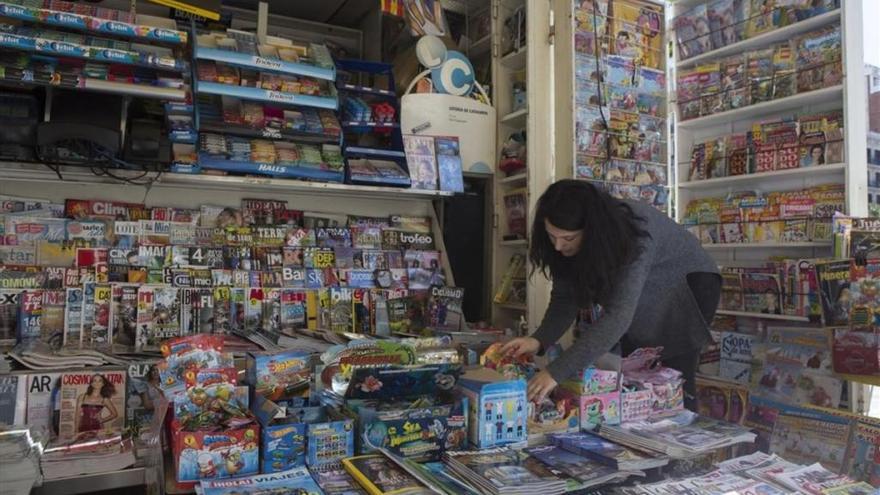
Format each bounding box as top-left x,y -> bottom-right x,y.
443,448 -> 568,495
0,426 -> 46,495
597,410 -> 756,458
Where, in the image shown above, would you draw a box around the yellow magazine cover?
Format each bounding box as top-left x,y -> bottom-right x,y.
341,455 -> 432,495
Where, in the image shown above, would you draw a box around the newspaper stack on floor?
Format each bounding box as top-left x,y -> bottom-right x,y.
443,447 -> 568,495
40,434 -> 135,480
598,410 -> 756,458
524,445 -> 644,489
0,426 -> 46,495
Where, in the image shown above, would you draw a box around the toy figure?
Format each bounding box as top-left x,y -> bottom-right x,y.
582,397 -> 603,427
197,452 -> 217,478
223,448 -> 245,476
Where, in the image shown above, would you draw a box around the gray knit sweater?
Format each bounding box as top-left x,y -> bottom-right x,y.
532,199 -> 719,382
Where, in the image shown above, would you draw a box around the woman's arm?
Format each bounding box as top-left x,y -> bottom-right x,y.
530,276 -> 579,351
544,236 -> 655,382
75,394 -> 83,427
102,397 -> 118,423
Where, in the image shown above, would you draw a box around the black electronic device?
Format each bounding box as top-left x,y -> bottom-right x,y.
36,90 -> 123,164
0,92 -> 40,161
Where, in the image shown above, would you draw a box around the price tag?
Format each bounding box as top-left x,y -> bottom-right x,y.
252,56 -> 282,71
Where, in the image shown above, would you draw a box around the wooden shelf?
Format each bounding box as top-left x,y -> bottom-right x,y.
501,107 -> 529,127
702,242 -> 832,250
501,239 -> 528,247
676,10 -> 841,68
495,301 -> 527,311
500,173 -> 527,184
678,163 -> 845,190
678,86 -> 843,129
716,310 -> 810,322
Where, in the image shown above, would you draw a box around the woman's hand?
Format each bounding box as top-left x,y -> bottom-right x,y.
499,336 -> 541,358
527,370 -> 558,403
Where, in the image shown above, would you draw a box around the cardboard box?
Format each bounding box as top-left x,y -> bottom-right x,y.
456,367 -> 527,449
527,388 -> 579,444
246,349 -> 312,403
169,419 -> 260,490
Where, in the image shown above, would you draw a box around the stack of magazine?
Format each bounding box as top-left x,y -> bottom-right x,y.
442,448 -> 568,495
524,445 -> 644,489
0,426 -> 45,494
546,431 -> 669,471
40,434 -> 135,480
598,410 -> 756,458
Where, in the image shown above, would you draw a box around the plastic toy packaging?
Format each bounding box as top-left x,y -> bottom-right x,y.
480,341 -> 537,381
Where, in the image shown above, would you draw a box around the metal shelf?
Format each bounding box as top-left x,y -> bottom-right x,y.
678,163 -> 846,190
0,2 -> 187,44
199,120 -> 339,144
676,10 -> 841,68
715,310 -> 811,322
197,81 -> 338,110
0,161 -> 453,200
337,82 -> 395,98
194,46 -> 335,81
678,85 -> 843,129
501,46 -> 527,70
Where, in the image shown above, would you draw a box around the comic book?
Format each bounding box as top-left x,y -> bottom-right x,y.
404,135 -> 438,191
707,0 -> 735,49
675,4 -> 711,60
612,2 -> 663,69
842,420 -> 880,486
57,368 -> 126,441
63,288 -> 83,349
404,251 -> 443,290
435,136 -> 464,193
427,286 -> 464,331
849,259 -> 880,330
503,188 -> 528,240
758,327 -> 840,407
576,105 -> 608,158
815,260 -> 851,327
742,273 -> 782,314
795,26 -> 842,93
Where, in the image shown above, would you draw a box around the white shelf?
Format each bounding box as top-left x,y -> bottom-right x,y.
500,172 -> 527,184
495,301 -> 527,311
501,46 -> 527,69
702,242 -> 832,250
501,108 -> 528,126
676,10 -> 841,68
501,239 -> 528,247
468,34 -> 492,57
678,163 -> 846,190
0,162 -> 453,200
716,310 -> 811,322
678,85 -> 843,129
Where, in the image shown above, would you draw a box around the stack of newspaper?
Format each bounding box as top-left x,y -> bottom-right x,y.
8,342 -> 128,370
598,410 -> 756,458
0,426 -> 46,495
443,448 -> 568,495
40,434 -> 135,480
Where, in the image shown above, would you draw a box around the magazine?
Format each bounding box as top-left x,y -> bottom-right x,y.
199,466 -> 324,495
427,286 -> 464,331
310,463 -> 369,494
524,445 -> 641,488
443,448 -> 568,495
342,454 -> 432,495
841,420 -> 880,486
57,369 -> 126,441
742,273 -> 782,314
404,135 -> 438,191
769,412 -> 851,472
435,136 -> 464,193
546,431 -> 667,471
503,188 -> 528,240
769,463 -> 851,495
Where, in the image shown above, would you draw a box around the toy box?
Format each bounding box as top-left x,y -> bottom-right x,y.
246,349 -> 312,403
455,367 -> 528,449
348,396 -> 469,460
579,391 -> 621,431
253,394 -> 354,473
169,419 -> 260,490
527,388 -> 579,444
566,353 -> 622,395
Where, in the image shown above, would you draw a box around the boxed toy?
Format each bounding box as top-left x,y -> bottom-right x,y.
170,419 -> 260,490
579,391 -> 621,431
527,387 -> 579,444
455,367 -> 527,449
620,347 -> 685,421
253,394 -> 354,473
246,349 -> 312,403
350,396 -> 469,460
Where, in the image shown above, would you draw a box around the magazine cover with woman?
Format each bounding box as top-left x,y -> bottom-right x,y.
58,369 -> 126,441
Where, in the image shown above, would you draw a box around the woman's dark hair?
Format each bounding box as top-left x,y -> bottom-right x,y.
810,144 -> 825,164
87,374 -> 116,399
530,180 -> 648,306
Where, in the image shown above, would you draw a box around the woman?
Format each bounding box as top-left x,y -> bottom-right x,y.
76,374 -> 119,434
501,180 -> 721,409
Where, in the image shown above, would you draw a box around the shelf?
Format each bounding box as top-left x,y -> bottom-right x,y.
495,301 -> 527,311
197,81 -> 338,110
676,10 -> 841,68
715,310 -> 810,322
501,46 -> 527,69
344,146 -> 406,159
199,120 -> 340,144
501,107 -> 528,127
834,373 -> 880,387
337,82 -> 395,98
501,239 -> 528,247
702,241 -> 832,250
32,468 -> 145,495
468,34 -> 492,57
678,163 -> 846,190
342,121 -> 400,131
0,2 -> 188,44
195,46 -> 335,81
198,154 -> 344,182
677,85 -> 843,129
0,29 -> 185,71
500,173 -> 527,184
0,161 -> 455,200
0,63 -> 187,100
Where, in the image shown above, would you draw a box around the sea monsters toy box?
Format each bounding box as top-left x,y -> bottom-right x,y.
253,394 -> 354,473
350,396 -> 469,460
169,419 -> 260,490
455,367 -> 528,449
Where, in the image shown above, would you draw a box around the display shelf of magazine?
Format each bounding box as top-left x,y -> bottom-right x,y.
195,81 -> 339,111
0,1 -> 188,44
344,146 -> 412,188
675,9 -> 841,68
194,46 -> 335,81
678,162 -> 846,190
702,241 -> 831,250
715,309 -> 810,322
0,26 -> 186,72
